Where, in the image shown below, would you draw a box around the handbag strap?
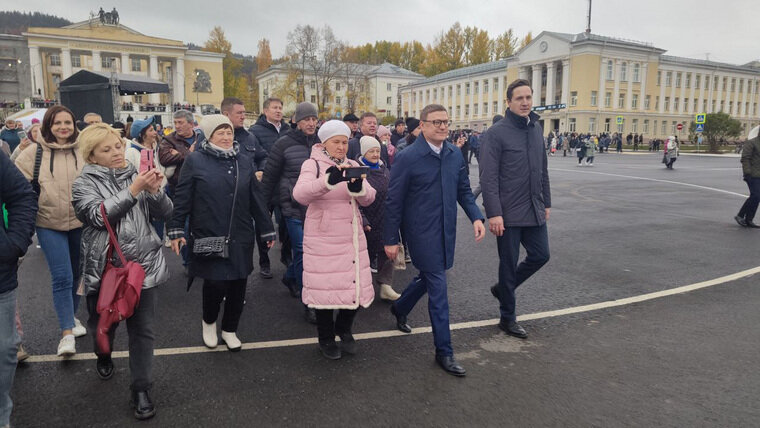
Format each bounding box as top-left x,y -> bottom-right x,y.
226,158 -> 239,239
100,203 -> 128,266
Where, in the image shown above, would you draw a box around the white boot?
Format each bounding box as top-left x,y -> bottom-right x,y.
221,331 -> 242,352
202,321 -> 218,349
380,284 -> 401,301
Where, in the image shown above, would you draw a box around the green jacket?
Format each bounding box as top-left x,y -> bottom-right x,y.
741,136 -> 760,178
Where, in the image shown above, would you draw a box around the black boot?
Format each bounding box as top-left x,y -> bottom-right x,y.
304,306 -> 317,324
130,390 -> 156,420
319,341 -> 342,360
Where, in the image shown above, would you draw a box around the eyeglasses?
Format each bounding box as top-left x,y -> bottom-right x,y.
421,119 -> 452,128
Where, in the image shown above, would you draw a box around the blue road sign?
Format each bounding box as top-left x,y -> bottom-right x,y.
695,123 -> 705,133
695,114 -> 706,124
616,116 -> 623,125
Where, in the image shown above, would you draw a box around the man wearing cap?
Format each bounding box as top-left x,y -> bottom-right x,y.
347,112 -> 390,166
384,104 -> 485,377
260,102 -> 320,324
222,97 -> 272,278
395,117 -> 421,152
342,113 -> 360,138
390,119 -> 406,146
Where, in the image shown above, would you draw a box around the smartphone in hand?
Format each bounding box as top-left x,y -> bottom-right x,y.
139,149 -> 154,173
344,166 -> 370,179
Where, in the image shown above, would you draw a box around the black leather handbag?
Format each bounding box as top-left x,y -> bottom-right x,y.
192,159 -> 238,259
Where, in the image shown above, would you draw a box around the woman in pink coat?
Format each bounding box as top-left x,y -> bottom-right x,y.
293,120 -> 376,360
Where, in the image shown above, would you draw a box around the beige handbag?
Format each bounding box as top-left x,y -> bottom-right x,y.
393,246 -> 407,270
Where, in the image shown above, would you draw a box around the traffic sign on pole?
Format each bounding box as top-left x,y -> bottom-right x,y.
677,123 -> 683,131
616,116 -> 623,125
695,114 -> 706,124
695,123 -> 705,133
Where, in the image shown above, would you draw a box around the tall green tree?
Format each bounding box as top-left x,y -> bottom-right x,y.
465,26 -> 492,65
701,112 -> 742,153
433,22 -> 467,71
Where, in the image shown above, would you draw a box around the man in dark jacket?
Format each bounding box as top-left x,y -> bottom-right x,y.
222,97 -> 272,278
158,109 -> 204,193
342,113 -> 360,138
260,102 -> 319,323
249,97 -> 290,162
390,119 -> 405,146
384,104 -> 485,377
0,151 -> 37,426
347,112 -> 391,166
736,125 -> 760,228
249,98 -> 292,268
479,79 -> 551,340
395,117 -> 421,152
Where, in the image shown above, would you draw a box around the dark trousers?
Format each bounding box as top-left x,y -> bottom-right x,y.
394,270 -> 452,357
273,206 -> 291,267
495,224 -> 550,322
738,177 -> 760,222
87,287 -> 156,391
461,147 -> 470,164
202,279 -> 247,332
315,309 -> 357,344
253,223 -> 270,268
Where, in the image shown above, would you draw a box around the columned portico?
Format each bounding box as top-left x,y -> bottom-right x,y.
28,45 -> 45,98
561,60 -> 570,105
149,55 -> 160,103
531,65 -> 542,105
60,47 -> 72,79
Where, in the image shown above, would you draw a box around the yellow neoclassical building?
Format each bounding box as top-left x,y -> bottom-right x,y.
401,31 -> 760,138
23,14 -> 224,107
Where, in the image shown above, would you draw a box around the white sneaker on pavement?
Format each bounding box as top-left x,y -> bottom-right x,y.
202,321 -> 218,348
57,334 -> 76,357
72,318 -> 87,337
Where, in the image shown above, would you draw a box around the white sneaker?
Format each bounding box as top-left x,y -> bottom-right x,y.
220,331 -> 242,352
202,321 -> 218,348
380,284 -> 401,301
57,334 -> 76,357
72,318 -> 87,337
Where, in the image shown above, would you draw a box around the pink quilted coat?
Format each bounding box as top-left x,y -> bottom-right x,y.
292,144 -> 377,309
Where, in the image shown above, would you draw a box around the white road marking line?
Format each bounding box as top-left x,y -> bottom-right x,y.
25,265 -> 760,363
550,168 -> 748,198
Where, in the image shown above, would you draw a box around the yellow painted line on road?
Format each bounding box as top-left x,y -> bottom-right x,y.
24,265 -> 760,364
550,168 -> 748,198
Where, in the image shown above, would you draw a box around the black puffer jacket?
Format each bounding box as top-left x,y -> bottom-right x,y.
357,157 -> 390,258
249,114 -> 290,157
260,129 -> 319,220
0,151 -> 37,293
234,127 -> 267,171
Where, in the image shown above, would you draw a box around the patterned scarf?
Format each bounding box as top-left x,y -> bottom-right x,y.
202,140 -> 239,159
322,148 -> 346,165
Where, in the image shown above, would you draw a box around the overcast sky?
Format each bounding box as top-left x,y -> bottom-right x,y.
12,0 -> 760,65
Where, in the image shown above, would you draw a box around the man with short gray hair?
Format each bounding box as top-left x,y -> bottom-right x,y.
159,109 -> 204,193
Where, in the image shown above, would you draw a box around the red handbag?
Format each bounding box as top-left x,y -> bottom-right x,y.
95,203 -> 145,355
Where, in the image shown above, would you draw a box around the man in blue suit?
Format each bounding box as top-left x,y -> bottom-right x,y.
383,104 -> 486,377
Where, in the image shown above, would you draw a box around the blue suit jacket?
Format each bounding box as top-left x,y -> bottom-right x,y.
383,134 -> 484,272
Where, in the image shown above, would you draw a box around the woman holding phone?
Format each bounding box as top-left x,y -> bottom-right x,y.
292,120 -> 376,360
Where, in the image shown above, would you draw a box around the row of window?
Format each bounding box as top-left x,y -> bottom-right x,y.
306,95 -> 396,106
49,53 -> 144,71
605,60 -> 643,82
656,71 -> 759,93
567,90 -> 758,115
568,117 -> 723,135
412,78 -> 502,103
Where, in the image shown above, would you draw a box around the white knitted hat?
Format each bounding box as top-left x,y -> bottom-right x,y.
317,120 -> 351,143
360,136 -> 381,156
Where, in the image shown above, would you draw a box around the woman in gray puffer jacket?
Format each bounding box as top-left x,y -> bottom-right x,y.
71,123 -> 171,421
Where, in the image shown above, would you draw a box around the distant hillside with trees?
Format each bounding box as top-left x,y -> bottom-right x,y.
0,11 -> 72,34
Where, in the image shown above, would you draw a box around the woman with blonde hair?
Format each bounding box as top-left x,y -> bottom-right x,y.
72,122 -> 171,420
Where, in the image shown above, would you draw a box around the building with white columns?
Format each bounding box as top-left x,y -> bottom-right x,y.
22,16 -> 224,107
400,31 -> 760,137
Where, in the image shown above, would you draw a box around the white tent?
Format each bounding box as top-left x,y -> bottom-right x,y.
6,108 -> 47,128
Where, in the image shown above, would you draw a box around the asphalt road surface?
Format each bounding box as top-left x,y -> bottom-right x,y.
10,151 -> 760,427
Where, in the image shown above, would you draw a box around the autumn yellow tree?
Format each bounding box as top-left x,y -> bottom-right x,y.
257,38 -> 272,72
519,32 -> 534,49
204,26 -> 252,103
492,29 -> 518,60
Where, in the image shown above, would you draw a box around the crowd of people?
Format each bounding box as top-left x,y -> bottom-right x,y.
1,77 -> 758,425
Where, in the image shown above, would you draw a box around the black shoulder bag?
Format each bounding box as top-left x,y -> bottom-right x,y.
192,158 -> 238,258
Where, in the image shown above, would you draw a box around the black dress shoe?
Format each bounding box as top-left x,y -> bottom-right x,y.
435,355 -> 466,377
746,221 -> 760,228
130,390 -> 156,420
390,305 -> 412,333
319,341 -> 342,360
304,307 -> 317,324
259,266 -> 273,279
499,320 -> 528,339
96,356 -> 114,380
734,215 -> 748,227
337,332 -> 356,355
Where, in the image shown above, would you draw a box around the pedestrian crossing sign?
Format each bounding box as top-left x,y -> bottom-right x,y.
695,114 -> 706,124
695,123 -> 705,133
616,116 -> 623,125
